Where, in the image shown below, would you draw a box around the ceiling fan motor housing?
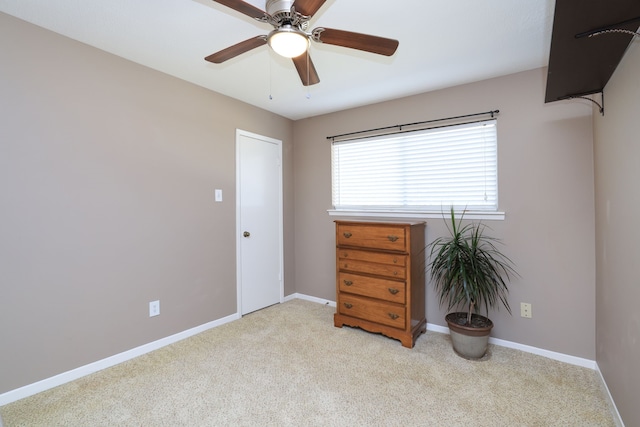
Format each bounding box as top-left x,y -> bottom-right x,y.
266,0 -> 295,16
266,0 -> 308,29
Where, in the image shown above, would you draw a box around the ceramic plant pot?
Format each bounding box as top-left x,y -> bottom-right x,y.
445,312 -> 494,359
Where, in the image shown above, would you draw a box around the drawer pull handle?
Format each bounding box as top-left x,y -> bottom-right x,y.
388,288 -> 399,295
388,313 -> 399,320
387,235 -> 399,242
343,232 -> 352,238
343,280 -> 353,286
393,271 -> 398,276
393,258 -> 398,263
343,303 -> 353,309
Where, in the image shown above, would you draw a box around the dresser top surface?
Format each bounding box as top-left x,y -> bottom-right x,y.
334,219 -> 426,226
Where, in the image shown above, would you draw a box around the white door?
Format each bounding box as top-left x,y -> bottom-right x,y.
236,129 -> 283,315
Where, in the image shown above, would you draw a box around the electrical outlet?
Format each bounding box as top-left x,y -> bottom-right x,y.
149,300 -> 160,317
520,302 -> 532,318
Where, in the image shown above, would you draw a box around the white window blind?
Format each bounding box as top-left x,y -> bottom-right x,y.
331,119 -> 498,211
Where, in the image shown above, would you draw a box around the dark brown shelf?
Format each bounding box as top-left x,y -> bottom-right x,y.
545,0 -> 640,103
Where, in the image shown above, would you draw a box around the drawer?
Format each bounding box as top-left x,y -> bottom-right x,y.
338,272 -> 406,304
338,257 -> 406,279
338,294 -> 406,329
337,223 -> 407,251
337,249 -> 406,267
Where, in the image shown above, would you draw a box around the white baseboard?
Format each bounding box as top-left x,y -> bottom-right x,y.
291,295 -> 600,369
425,321 -> 623,426
595,363 -> 625,427
0,312 -> 239,406
288,295 -> 600,370
425,322 -> 449,335
0,297 -> 329,405
425,322 -> 596,369
0,294 -> 622,427
286,292 -> 336,307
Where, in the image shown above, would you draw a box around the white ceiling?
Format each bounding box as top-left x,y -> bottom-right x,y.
0,0 -> 556,120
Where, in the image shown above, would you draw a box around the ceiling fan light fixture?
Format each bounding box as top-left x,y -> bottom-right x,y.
268,25 -> 309,58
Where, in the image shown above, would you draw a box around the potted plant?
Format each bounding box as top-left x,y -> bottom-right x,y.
428,207 -> 517,359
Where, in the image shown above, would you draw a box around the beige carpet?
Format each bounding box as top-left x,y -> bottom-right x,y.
0,299 -> 616,426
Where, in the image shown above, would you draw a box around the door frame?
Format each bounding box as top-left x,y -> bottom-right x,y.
235,129 -> 284,316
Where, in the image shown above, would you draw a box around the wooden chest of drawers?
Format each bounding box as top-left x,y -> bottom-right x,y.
334,220 -> 426,348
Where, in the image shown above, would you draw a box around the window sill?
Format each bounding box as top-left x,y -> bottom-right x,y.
327,209 -> 505,221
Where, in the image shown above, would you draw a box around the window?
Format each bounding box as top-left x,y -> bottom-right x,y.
331,119 -> 498,213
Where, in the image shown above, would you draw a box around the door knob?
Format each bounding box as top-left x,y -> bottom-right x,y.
243,231 -> 250,237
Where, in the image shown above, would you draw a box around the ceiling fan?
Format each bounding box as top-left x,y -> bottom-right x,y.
205,0 -> 399,86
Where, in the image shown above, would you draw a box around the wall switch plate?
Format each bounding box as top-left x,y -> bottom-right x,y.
520,302 -> 532,318
215,189 -> 222,202
149,300 -> 160,317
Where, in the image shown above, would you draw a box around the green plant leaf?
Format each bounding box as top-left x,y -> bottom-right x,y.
427,207 -> 518,326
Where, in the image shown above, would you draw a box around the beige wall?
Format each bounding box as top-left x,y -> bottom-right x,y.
593,40 -> 640,427
0,13 -> 294,394
1,8 -> 612,404
293,68 -> 597,359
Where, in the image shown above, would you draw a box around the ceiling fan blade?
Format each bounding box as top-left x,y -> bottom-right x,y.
205,36 -> 266,63
211,0 -> 265,19
314,28 -> 399,56
292,53 -> 320,86
293,0 -> 327,17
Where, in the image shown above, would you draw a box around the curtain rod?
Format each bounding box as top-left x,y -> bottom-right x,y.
326,109 -> 499,141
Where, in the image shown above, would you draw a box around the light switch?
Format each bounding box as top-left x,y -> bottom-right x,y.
215,189 -> 223,202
